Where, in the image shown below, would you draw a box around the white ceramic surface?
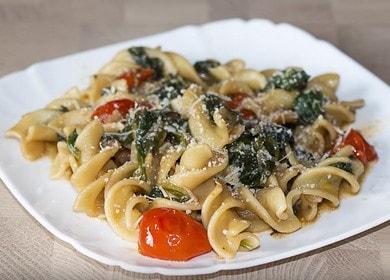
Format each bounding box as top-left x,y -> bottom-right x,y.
0,19 -> 389,276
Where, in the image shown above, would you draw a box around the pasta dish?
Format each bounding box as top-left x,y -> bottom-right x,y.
6,47 -> 378,261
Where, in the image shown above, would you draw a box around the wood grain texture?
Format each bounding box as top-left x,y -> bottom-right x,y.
0,0 -> 389,279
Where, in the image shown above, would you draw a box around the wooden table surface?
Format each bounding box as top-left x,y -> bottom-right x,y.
0,0 -> 389,279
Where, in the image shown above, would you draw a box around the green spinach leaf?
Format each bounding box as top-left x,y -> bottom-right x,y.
66,129 -> 81,160
128,47 -> 163,80
293,88 -> 326,124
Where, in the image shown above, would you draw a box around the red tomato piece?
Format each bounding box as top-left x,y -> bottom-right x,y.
138,208 -> 212,261
240,108 -> 257,120
119,71 -> 135,88
227,93 -> 249,109
136,68 -> 154,82
334,129 -> 378,165
119,68 -> 154,89
91,99 -> 135,123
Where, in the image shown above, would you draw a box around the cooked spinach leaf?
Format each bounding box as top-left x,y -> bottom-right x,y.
100,120 -> 134,149
261,123 -> 294,160
202,93 -> 239,126
203,93 -> 225,119
270,67 -> 310,91
149,182 -> 191,203
99,108 -> 189,179
294,147 -> 317,167
149,185 -> 164,198
227,122 -> 294,188
134,110 -> 166,172
160,111 -> 189,146
135,111 -> 164,158
128,47 -> 163,80
152,75 -> 187,100
331,162 -> 353,173
293,88 -> 325,124
134,109 -> 188,178
161,181 -> 191,202
194,59 -> 221,77
66,129 -> 80,160
227,130 -> 274,188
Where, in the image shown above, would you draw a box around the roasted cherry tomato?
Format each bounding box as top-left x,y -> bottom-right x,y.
227,93 -> 249,109
240,108 -> 257,120
91,99 -> 135,123
119,68 -> 154,89
334,129 -> 378,165
138,208 -> 212,261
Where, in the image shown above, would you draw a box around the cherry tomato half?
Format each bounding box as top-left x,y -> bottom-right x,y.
119,68 -> 154,89
91,99 -> 135,123
334,129 -> 378,165
138,208 -> 211,261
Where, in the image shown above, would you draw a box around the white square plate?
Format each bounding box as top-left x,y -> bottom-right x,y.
0,19 -> 389,276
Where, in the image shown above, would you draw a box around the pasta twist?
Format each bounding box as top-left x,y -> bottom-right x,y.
168,144 -> 228,190
105,178 -> 150,241
208,60 -> 267,91
70,146 -> 119,191
286,145 -> 364,222
188,95 -> 230,148
195,180 -> 260,259
239,186 -> 301,234
294,116 -> 337,154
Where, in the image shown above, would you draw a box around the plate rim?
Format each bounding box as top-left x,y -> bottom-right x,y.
0,18 -> 389,276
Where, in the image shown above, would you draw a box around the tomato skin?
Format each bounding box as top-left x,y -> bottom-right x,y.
334,129 -> 378,165
240,108 -> 257,120
138,208 -> 212,261
137,68 -> 154,82
226,93 -> 257,120
119,71 -> 135,88
91,99 -> 135,123
119,68 -> 154,89
227,93 -> 249,109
